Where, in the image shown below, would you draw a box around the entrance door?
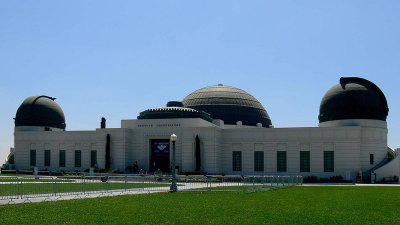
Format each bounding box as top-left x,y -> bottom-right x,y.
150,139 -> 170,172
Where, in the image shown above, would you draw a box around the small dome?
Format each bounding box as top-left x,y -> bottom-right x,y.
15,96 -> 66,129
182,84 -> 272,127
137,105 -> 212,122
166,101 -> 183,107
319,77 -> 389,123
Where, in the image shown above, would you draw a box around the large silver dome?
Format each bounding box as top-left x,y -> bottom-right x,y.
182,84 -> 272,127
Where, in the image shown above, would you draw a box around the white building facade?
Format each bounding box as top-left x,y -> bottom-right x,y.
8,77 -> 399,182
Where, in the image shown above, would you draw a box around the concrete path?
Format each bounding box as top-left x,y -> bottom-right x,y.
0,182 -> 243,205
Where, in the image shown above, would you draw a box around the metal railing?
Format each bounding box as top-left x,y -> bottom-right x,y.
0,175 -> 302,203
243,176 -> 303,193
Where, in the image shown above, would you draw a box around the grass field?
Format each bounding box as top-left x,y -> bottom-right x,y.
0,186 -> 399,224
0,178 -> 71,183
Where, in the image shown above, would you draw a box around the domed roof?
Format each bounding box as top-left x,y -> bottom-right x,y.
137,101 -> 212,122
182,84 -> 272,127
15,96 -> 66,129
319,77 -> 389,123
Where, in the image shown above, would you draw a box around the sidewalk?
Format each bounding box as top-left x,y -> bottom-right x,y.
0,182 -> 239,205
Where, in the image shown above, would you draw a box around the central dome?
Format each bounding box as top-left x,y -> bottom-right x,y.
182,84 -> 272,127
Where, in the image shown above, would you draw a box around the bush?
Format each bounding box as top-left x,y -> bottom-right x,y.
181,171 -> 203,175
303,176 -> 318,183
319,178 -> 330,182
38,171 -> 50,175
329,176 -> 344,182
126,166 -> 134,173
52,171 -> 64,176
93,168 -> 107,173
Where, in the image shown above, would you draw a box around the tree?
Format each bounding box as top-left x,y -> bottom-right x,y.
105,134 -> 111,171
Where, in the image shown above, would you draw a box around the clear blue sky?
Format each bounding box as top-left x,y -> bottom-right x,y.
1,1 -> 399,162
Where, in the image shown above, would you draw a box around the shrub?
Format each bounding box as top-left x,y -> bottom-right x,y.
181,171 -> 203,175
126,166 -> 134,173
38,171 -> 50,175
319,178 -> 330,182
329,176 -> 344,182
94,168 -> 107,173
303,176 -> 318,183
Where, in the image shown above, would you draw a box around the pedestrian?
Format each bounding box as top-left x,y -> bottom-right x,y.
133,161 -> 138,174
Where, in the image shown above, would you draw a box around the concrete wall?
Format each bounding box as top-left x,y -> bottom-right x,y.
12,118 -> 390,181
217,125 -> 386,180
14,128 -> 128,172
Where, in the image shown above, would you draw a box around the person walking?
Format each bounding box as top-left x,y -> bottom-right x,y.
133,161 -> 138,174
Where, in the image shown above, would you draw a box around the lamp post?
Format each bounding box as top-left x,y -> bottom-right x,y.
170,133 -> 177,192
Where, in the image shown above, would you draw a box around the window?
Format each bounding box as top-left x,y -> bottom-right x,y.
254,151 -> 264,171
30,150 -> 36,167
277,151 -> 287,172
75,150 -> 81,168
44,150 -> 51,167
232,151 -> 242,171
300,151 -> 310,172
324,151 -> 334,172
91,150 -> 97,167
59,150 -> 66,167
370,154 -> 374,165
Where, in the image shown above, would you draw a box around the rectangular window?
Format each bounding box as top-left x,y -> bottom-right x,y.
44,150 -> 51,167
370,154 -> 374,165
254,151 -> 264,171
30,150 -> 36,167
91,150 -> 97,167
75,150 -> 81,168
232,151 -> 242,171
59,150 -> 66,167
324,151 -> 334,172
300,151 -> 310,172
277,151 -> 287,172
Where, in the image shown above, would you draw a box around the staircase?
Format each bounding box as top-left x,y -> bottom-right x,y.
362,147 -> 395,182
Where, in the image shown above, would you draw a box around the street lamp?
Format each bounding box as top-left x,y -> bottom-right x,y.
170,133 -> 177,192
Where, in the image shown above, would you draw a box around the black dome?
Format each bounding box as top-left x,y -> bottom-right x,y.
138,101 -> 212,122
182,84 -> 272,127
15,96 -> 66,129
319,77 -> 389,123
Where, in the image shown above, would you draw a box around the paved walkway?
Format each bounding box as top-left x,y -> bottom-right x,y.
0,188 -> 168,205
0,182 -> 243,205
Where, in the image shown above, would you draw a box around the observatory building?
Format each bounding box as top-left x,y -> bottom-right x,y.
7,77 -> 400,181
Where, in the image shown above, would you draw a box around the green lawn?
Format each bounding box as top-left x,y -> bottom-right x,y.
193,185 -> 246,191
0,174 -> 32,177
0,182 -> 170,196
0,186 -> 399,224
0,178 -> 71,183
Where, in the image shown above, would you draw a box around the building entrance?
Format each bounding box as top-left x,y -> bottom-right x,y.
150,139 -> 170,172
